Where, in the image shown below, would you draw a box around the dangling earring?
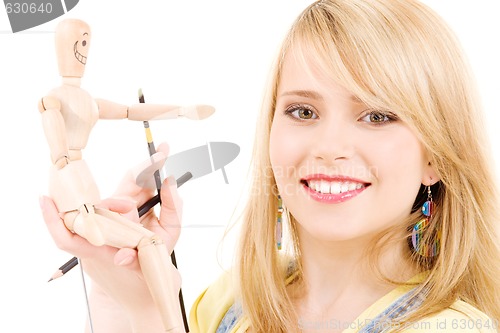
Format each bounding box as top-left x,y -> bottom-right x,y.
411,185 -> 440,257
276,195 -> 283,250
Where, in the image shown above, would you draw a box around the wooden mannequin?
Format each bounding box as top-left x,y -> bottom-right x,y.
39,18 -> 214,332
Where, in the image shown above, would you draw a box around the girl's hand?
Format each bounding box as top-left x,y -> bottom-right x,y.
40,143 -> 183,332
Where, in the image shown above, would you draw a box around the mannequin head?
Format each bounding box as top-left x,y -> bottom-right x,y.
54,19 -> 91,78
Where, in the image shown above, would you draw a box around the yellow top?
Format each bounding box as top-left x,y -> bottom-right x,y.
189,271 -> 497,333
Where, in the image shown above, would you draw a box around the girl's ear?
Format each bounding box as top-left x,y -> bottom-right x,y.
422,161 -> 440,186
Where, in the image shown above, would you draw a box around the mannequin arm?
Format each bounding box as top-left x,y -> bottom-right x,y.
38,96 -> 69,169
95,98 -> 128,119
127,103 -> 215,120
95,98 -> 215,121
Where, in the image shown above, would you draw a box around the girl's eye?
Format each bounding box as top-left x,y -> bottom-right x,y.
360,110 -> 398,124
284,104 -> 318,120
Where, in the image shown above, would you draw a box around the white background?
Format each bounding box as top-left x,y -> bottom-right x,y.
0,1 -> 498,331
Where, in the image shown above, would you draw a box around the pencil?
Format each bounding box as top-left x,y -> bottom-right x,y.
137,171 -> 192,217
47,171 -> 192,282
139,89 -> 190,332
48,256 -> 78,282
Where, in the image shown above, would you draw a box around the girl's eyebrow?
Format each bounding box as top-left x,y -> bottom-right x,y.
279,90 -> 362,104
279,90 -> 323,100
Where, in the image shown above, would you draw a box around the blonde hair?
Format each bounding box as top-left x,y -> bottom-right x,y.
236,0 -> 500,331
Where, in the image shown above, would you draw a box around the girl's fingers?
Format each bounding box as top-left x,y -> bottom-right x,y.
113,247 -> 140,270
158,176 -> 183,250
156,142 -> 169,155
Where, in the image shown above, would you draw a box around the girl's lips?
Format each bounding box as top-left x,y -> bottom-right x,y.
301,174 -> 370,184
300,175 -> 371,203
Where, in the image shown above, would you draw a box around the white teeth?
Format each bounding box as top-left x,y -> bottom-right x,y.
312,182 -> 320,192
320,180 -> 330,194
331,182 -> 341,194
307,180 -> 364,194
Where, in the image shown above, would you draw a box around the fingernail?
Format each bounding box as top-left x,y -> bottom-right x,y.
164,176 -> 177,187
166,175 -> 177,188
117,255 -> 134,266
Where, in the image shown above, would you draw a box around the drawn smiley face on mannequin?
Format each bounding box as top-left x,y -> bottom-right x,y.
73,32 -> 89,65
55,19 -> 91,78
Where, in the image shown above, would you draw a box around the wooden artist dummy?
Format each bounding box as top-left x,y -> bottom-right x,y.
38,18 -> 214,332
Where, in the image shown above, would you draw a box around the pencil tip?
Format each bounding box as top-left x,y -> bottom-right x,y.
47,278 -> 53,282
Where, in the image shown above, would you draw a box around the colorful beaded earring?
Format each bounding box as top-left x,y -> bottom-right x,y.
411,185 -> 440,257
276,195 -> 283,250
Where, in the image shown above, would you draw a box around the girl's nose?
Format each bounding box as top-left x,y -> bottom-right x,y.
309,115 -> 356,163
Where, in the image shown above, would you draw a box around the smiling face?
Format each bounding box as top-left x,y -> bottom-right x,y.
55,19 -> 91,78
269,49 -> 435,245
